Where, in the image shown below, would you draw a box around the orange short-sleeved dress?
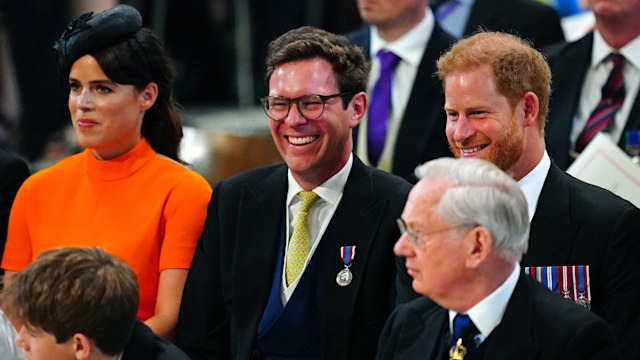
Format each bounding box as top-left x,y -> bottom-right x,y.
2,138 -> 212,320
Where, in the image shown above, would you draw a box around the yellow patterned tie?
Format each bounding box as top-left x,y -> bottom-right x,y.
285,191 -> 320,286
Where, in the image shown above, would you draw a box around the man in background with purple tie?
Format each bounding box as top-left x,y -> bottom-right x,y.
431,0 -> 564,49
347,0 -> 455,182
429,31 -> 640,358
545,0 -> 640,169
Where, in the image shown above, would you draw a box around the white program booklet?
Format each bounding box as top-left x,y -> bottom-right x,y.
567,133 -> 640,208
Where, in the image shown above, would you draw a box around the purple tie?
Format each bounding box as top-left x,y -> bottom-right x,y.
435,0 -> 461,22
368,50 -> 401,166
576,53 -> 626,153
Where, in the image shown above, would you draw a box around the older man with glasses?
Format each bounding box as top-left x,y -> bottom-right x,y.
378,157 -> 620,360
177,26 -> 413,360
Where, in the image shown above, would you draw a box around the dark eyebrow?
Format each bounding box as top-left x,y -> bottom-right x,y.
68,77 -> 118,86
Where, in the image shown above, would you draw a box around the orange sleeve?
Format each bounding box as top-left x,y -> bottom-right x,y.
158,169 -> 212,271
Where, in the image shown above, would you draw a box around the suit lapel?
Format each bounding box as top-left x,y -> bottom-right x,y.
233,165 -> 288,348
479,275 -> 538,360
545,33 -> 593,168
523,163 -> 580,266
318,158 -> 388,357
392,24 -> 453,178
418,304 -> 450,360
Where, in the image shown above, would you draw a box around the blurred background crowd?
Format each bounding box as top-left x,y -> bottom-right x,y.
0,0 -> 596,184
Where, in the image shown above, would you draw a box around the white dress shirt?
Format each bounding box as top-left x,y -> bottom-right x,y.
571,31 -> 640,150
281,154 -> 353,303
449,263 -> 520,343
356,8 -> 433,172
517,151 -> 551,222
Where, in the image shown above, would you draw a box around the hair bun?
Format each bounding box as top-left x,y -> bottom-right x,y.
53,4 -> 142,77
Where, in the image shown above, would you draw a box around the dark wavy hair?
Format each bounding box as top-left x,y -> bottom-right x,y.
86,28 -> 184,162
265,26 -> 370,108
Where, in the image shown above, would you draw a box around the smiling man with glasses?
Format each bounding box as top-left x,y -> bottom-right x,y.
177,26 -> 413,360
378,157 -> 619,360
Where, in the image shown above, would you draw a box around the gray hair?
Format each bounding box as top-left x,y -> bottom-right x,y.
414,158 -> 529,261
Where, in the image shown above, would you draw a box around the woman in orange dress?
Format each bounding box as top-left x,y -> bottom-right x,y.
1,5 -> 212,340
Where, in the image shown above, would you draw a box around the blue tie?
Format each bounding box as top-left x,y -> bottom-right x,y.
451,314 -> 480,355
368,50 -> 400,166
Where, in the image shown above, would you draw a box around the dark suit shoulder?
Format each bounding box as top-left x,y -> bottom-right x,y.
367,165 -> 413,197
560,169 -> 639,220
213,162 -> 287,192
377,296 -> 447,360
467,0 -> 564,48
345,26 -> 369,49
393,296 -> 441,321
0,150 -> 29,173
545,32 -> 593,63
123,320 -> 191,360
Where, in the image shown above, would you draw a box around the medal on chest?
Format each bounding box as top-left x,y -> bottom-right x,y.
336,245 -> 356,287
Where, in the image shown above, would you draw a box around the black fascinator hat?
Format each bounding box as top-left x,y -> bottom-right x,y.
53,4 -> 142,77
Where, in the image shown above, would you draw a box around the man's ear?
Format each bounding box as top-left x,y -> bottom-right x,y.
72,333 -> 94,360
348,91 -> 367,128
465,226 -> 493,269
520,91 -> 539,129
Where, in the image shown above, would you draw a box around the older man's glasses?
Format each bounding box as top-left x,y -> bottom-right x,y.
260,93 -> 351,121
396,218 -> 475,247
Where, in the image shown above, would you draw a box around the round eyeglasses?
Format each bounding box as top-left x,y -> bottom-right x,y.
260,93 -> 352,121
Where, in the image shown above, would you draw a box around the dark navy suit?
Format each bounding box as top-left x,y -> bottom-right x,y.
177,157 -> 412,359
378,274 -> 620,360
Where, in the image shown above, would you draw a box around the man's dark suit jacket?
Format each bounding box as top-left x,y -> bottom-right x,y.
545,32 -> 640,169
0,150 -> 29,272
461,0 -> 564,49
347,25 -> 455,182
176,156 -> 412,360
522,162 -> 640,357
377,273 -> 620,360
123,320 -> 190,360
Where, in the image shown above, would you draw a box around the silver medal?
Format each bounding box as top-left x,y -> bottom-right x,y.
577,294 -> 591,310
336,267 -> 353,287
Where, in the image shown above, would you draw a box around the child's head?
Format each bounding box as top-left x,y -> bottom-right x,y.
1,247 -> 139,359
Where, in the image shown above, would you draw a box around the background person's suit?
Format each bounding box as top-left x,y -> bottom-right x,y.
461,0 -> 564,49
0,150 -> 29,272
176,157 -> 412,360
377,273 -> 620,360
347,25 -> 455,182
545,32 -> 640,170
522,162 -> 640,357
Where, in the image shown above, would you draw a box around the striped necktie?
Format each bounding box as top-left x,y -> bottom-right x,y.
575,53 -> 626,152
285,191 -> 320,286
